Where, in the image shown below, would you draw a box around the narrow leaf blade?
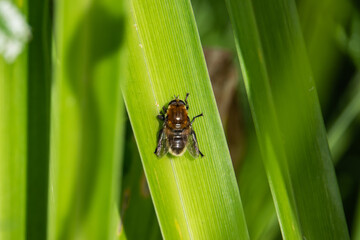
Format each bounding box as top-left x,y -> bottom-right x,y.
226,0 -> 349,238
123,0 -> 249,239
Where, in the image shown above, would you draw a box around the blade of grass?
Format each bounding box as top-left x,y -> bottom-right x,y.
297,0 -> 351,106
348,12 -> 360,69
123,0 -> 249,239
327,14 -> 360,161
26,0 -> 52,238
352,188 -> 360,240
226,0 -> 302,238
0,49 -> 27,240
328,72 -> 360,162
226,0 -> 349,239
120,121 -> 161,240
238,1 -> 351,237
238,133 -> 279,240
0,1 -> 28,239
48,0 -> 126,238
236,71 -> 280,240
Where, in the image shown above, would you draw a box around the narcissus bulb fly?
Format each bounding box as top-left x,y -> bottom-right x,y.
154,93 -> 204,158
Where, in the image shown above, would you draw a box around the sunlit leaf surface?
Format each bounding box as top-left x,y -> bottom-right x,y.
122,0 -> 249,239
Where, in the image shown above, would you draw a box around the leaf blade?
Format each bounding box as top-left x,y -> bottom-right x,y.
123,0 -> 249,239
226,0 -> 349,239
49,0 -> 126,238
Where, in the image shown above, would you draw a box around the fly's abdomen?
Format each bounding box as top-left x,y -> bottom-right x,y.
169,131 -> 187,156
172,134 -> 184,149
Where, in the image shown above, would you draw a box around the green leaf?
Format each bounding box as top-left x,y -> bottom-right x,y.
328,72 -> 360,163
352,188 -> 360,240
26,0 -> 52,238
0,2 -> 27,240
297,0 -> 351,105
0,48 -> 27,240
226,0 -> 349,239
238,133 -> 279,240
120,122 -> 161,240
236,77 -> 280,240
48,0 -> 126,239
123,0 -> 249,239
348,12 -> 360,69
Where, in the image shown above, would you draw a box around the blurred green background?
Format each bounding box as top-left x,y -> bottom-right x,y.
0,0 -> 359,239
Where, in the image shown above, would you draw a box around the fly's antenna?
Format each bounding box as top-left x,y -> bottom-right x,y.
185,93 -> 189,109
185,93 -> 189,101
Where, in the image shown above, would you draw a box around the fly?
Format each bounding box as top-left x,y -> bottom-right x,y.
154,93 -> 204,158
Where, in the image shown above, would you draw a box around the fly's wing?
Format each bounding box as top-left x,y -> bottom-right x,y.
187,129 -> 203,158
154,128 -> 169,158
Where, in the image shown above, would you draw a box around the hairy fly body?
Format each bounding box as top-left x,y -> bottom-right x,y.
154,93 -> 204,158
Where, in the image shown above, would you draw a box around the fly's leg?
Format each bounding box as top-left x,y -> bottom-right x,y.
154,129 -> 163,154
157,114 -> 165,121
185,93 -> 189,110
191,130 -> 204,157
154,129 -> 169,157
191,113 -> 203,124
199,150 -> 204,157
157,106 -> 167,121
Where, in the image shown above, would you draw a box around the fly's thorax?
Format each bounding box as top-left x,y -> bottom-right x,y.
166,102 -> 189,129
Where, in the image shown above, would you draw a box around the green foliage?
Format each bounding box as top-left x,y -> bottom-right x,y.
1,0 -> 359,239
0,49 -> 27,240
226,0 -> 349,238
48,0 -> 126,238
120,122 -> 161,240
26,0 -> 52,238
0,2 -> 28,239
123,0 -> 249,239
